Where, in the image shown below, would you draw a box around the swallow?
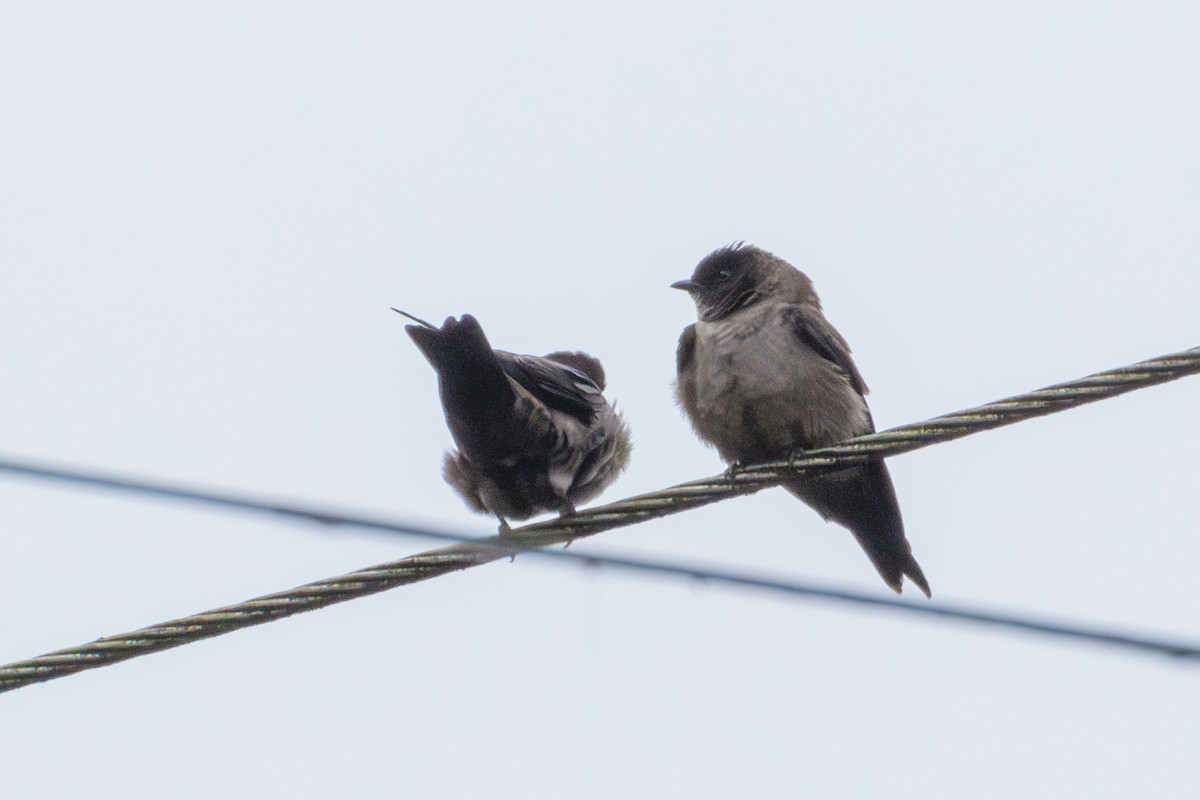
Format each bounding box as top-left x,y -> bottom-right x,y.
397,309 -> 632,529
672,244 -> 930,596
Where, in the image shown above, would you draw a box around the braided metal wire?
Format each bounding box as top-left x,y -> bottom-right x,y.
2,345 -> 1197,692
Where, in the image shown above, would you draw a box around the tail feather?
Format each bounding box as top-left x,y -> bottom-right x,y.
782,460 -> 931,598
406,316 -> 515,409
405,315 -> 504,381
405,315 -> 521,459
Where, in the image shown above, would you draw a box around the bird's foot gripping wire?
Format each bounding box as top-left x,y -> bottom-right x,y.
786,448 -> 806,468
494,516 -> 520,561
557,500 -> 579,547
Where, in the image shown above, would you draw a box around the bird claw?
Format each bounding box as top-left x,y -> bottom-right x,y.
557,502 -> 578,547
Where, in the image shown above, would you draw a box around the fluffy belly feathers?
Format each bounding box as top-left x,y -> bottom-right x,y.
689,316 -> 870,461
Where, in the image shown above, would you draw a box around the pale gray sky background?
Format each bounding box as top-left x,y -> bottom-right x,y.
2,3 -> 1198,797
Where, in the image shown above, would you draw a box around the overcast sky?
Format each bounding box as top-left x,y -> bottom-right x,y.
2,3 -> 1198,798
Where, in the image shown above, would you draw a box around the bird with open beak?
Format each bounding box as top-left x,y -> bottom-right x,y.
397,310 -> 632,530
672,244 -> 930,596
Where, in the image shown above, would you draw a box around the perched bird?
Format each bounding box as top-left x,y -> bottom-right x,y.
396,309 -> 631,529
672,244 -> 930,596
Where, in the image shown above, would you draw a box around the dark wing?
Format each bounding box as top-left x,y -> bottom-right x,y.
673,324 -> 701,425
543,351 -> 606,390
783,305 -> 869,397
496,351 -> 606,425
675,324 -> 696,375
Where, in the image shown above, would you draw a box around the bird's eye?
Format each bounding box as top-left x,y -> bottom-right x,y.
717,268 -> 732,280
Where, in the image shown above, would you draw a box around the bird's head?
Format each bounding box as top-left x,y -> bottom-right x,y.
671,243 -> 817,322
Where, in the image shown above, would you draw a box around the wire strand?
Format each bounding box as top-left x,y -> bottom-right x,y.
1,345 -> 1197,692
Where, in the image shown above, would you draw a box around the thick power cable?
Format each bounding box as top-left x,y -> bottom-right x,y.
1,345 -> 1197,692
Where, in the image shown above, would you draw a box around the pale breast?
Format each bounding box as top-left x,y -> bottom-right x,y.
689,307 -> 871,462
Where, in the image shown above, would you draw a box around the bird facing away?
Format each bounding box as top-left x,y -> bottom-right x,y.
397,310 -> 632,529
672,244 -> 930,597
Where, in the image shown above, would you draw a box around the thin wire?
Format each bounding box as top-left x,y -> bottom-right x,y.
562,554 -> 1200,660
1,345 -> 1197,692
0,457 -> 474,546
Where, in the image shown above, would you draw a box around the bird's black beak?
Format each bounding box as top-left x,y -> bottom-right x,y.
671,279 -> 696,292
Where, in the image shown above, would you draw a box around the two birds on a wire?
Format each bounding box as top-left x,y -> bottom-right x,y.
398,244 -> 930,597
